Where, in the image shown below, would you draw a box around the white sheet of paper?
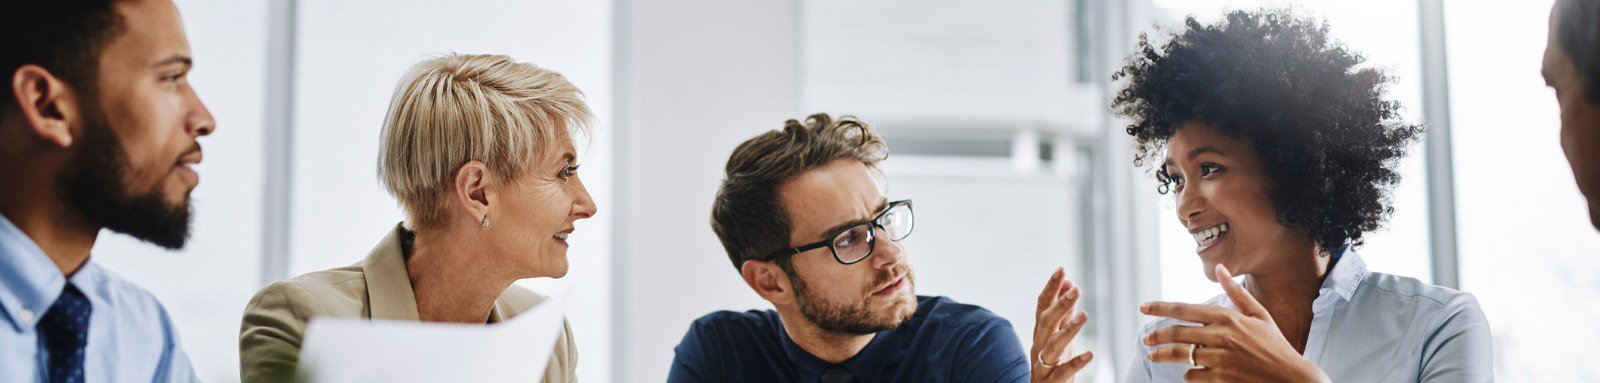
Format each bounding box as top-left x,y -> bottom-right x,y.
296,290 -> 569,383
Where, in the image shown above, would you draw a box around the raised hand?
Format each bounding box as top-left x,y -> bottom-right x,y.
1138,264 -> 1330,383
1030,267 -> 1092,383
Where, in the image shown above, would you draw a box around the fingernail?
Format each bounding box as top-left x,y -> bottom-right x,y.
1054,267 -> 1064,279
1139,302 -> 1151,312
1074,312 -> 1087,325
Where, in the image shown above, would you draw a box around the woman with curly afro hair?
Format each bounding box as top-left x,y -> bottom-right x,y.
1113,9 -> 1493,383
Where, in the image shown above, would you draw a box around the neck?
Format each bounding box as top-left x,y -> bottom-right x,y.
775,305 -> 877,365
1241,241 -> 1332,353
405,227 -> 516,324
0,167 -> 99,277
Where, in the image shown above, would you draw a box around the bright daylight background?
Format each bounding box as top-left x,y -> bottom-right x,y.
74,0 -> 1596,382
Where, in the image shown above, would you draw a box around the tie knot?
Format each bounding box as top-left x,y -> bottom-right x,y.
42,283 -> 91,329
38,283 -> 91,383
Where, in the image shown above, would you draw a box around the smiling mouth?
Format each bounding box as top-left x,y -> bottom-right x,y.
1193,223 -> 1229,252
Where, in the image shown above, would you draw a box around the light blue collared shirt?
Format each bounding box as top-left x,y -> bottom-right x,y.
1126,249 -> 1494,382
0,214 -> 197,382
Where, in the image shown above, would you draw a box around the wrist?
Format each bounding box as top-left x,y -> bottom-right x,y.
1294,358 -> 1330,383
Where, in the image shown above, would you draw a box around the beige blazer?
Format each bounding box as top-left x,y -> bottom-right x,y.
238,224 -> 577,383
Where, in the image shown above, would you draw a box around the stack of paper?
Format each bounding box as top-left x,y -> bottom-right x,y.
296,292 -> 568,382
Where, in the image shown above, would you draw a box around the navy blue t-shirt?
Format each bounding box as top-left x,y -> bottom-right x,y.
668,295 -> 1030,383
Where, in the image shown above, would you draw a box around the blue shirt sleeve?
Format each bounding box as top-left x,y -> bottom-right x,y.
952,316 -> 1030,383
1124,322 -> 1157,383
1417,292 -> 1494,383
668,319 -> 714,383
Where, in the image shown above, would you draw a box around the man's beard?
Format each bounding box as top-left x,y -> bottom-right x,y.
56,103 -> 193,249
786,263 -> 917,335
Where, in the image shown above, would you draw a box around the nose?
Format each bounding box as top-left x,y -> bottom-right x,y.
570,174 -> 597,219
1176,186 -> 1206,225
867,226 -> 906,270
187,87 -> 215,137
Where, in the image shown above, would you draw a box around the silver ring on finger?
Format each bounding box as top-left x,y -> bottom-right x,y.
1188,343 -> 1203,368
1037,349 -> 1065,368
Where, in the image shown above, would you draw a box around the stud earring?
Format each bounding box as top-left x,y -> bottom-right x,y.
481,215 -> 490,229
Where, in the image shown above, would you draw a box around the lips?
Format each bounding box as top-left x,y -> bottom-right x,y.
554,229 -> 573,246
174,148 -> 203,187
873,276 -> 907,296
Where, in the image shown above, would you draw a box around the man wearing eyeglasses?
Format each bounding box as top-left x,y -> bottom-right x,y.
668,113 -> 1091,383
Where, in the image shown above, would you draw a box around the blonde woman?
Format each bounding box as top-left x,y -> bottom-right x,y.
239,53 -> 596,383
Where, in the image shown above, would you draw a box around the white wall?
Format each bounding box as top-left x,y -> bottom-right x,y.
802,0 -> 1100,135
1446,1 -> 1600,380
612,0 -> 801,380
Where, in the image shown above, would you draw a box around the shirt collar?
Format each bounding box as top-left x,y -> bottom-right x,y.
1313,247 -> 1368,313
0,213 -> 67,331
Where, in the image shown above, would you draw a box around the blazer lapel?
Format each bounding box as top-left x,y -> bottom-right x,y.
362,224 -> 422,321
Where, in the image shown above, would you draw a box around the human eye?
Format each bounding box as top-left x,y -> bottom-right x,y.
558,164 -> 580,180
832,230 -> 858,248
159,69 -> 188,83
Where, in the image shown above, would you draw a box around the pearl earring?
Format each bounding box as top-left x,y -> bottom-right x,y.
481,215 -> 490,229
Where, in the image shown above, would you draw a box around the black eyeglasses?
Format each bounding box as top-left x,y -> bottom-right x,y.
766,200 -> 915,265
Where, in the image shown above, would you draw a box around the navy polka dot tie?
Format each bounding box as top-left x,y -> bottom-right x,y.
37,283 -> 90,383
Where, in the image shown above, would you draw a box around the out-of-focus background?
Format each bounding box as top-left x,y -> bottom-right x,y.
89,0 -> 1595,381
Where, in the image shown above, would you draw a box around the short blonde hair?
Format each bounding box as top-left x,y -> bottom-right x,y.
378,53 -> 592,229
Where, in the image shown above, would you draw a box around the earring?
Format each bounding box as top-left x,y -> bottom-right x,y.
481,215 -> 490,229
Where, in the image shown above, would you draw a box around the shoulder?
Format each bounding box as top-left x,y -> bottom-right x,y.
245,264 -> 368,319
917,295 -> 1010,326
909,295 -> 1018,341
78,263 -> 178,331
1353,272 -> 1489,335
677,308 -> 786,352
1355,272 -> 1486,319
82,263 -> 166,310
687,308 -> 783,334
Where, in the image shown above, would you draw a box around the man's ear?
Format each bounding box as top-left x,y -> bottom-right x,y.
9,64 -> 80,148
454,160 -> 492,225
741,259 -> 794,305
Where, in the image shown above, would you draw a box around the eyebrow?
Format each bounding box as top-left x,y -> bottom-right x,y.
816,198 -> 890,241
1161,145 -> 1226,167
153,55 -> 192,69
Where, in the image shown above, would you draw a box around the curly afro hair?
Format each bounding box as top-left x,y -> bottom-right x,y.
1110,8 -> 1423,252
